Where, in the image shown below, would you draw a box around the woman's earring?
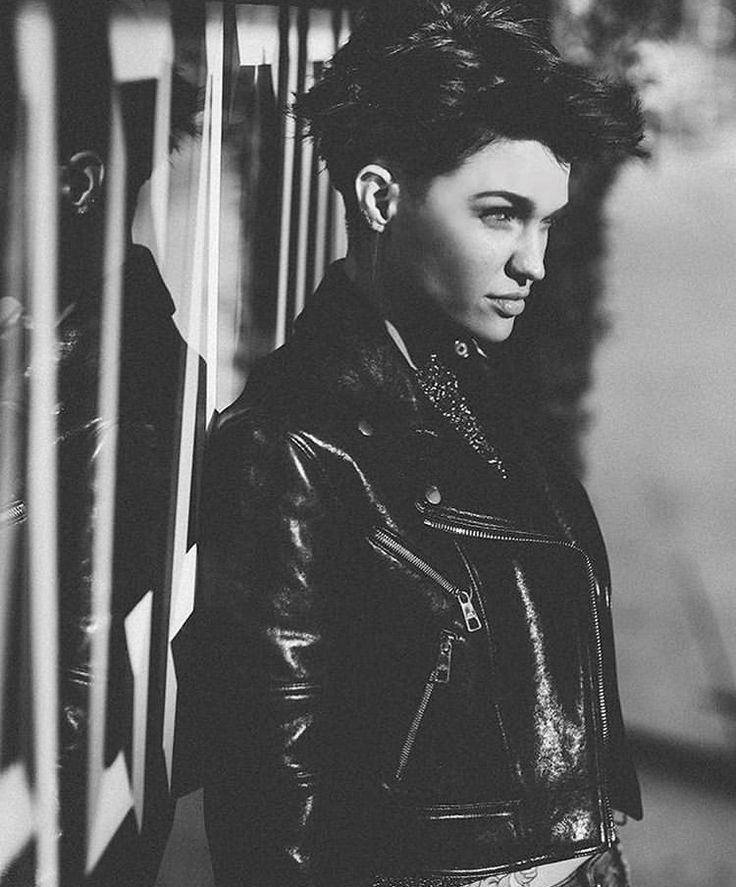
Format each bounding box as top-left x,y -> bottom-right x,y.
361,209 -> 385,234
74,194 -> 96,216
61,150 -> 104,218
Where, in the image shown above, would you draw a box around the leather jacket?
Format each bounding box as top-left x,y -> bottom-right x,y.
2,246 -> 194,885
190,262 -> 642,887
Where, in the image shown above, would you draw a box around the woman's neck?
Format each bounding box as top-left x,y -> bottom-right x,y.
343,236 -> 384,312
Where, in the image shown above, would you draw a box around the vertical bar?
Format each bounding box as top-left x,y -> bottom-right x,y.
110,0 -> 173,262
124,591 -> 153,828
150,57 -> 173,265
0,205 -> 33,867
162,69 -> 213,785
300,10 -> 337,296
293,7 -> 314,320
235,4 -> 280,71
329,172 -> 348,261
328,9 -> 350,263
293,134 -> 314,317
15,2 -> 59,884
206,2 -> 224,416
285,5 -> 308,330
86,86 -> 129,869
217,4 -> 243,408
0,130 -> 23,764
274,6 -> 298,349
311,156 -> 330,292
0,259 -> 23,770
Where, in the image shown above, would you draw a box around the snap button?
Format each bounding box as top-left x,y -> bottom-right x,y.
424,485 -> 442,505
454,339 -> 470,359
358,419 -> 374,437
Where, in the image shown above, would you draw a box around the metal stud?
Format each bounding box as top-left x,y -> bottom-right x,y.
424,485 -> 442,505
454,339 -> 470,359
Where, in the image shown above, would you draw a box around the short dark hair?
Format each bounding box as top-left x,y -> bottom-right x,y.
295,0 -> 644,215
120,74 -> 200,194
55,3 -> 199,195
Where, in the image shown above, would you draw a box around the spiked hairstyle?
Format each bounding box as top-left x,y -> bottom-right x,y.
295,0 -> 644,220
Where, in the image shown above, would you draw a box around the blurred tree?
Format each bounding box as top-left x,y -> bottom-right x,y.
495,0 -> 660,476
554,0 -> 682,69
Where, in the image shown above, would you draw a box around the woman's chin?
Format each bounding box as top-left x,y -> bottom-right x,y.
469,315 -> 517,345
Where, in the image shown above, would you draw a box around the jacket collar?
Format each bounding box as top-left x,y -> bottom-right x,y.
289,263 -> 506,479
381,277 -> 492,375
235,262 -> 574,535
289,261 -> 428,431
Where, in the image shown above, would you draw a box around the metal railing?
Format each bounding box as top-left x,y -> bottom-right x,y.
0,3 -> 348,884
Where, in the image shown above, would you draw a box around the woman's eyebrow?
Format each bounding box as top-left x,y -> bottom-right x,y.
471,190 -> 532,208
472,190 -> 568,219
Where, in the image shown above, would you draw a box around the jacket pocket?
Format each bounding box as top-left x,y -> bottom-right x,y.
367,526 -> 482,633
393,629 -> 456,782
376,794 -> 523,874
416,500 -> 616,840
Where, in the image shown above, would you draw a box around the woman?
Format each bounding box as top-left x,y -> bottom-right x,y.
190,2 -> 644,885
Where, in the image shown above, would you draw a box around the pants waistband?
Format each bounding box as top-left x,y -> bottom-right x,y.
370,843 -> 631,887
554,844 -> 630,887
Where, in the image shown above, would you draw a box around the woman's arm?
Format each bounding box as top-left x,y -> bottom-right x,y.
193,415 -> 340,887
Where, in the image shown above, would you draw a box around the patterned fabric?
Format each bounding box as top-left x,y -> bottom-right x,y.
558,844 -> 631,887
370,878 -> 478,887
414,354 -> 508,479
368,844 -> 631,887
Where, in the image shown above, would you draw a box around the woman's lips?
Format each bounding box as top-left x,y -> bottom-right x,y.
486,295 -> 527,317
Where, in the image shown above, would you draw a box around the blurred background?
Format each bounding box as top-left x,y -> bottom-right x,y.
2,1 -> 736,886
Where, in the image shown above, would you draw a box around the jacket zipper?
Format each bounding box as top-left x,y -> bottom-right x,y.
394,630 -> 456,781
416,502 -> 615,840
370,527 -> 482,633
1,498 -> 27,527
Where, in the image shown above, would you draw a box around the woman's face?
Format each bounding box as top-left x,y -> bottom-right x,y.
386,139 -> 570,344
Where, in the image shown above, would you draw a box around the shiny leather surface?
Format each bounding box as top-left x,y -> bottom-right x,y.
3,246 -> 192,885
189,263 -> 642,887
56,246 -> 198,884
368,843 -> 629,887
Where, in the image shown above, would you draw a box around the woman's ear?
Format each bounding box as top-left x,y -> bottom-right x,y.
354,163 -> 399,233
61,150 -> 105,216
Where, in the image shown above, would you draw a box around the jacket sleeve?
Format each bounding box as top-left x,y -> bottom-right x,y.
534,447 -> 643,822
193,414 -> 342,887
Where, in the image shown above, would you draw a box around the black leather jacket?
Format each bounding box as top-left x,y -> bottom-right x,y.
2,246 -> 194,886
191,263 -> 642,887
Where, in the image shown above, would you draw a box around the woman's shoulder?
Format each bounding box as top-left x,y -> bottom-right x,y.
208,346 -> 366,487
215,342 -> 335,439
213,284 -> 418,450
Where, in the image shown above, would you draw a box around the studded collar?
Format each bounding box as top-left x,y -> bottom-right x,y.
292,263 -> 510,479
380,278 -> 491,375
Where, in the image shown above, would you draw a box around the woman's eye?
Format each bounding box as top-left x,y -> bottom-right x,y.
480,208 -> 515,226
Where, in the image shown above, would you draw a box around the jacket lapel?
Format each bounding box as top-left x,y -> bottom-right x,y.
414,354 -> 508,480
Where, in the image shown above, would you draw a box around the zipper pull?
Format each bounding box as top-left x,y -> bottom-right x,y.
432,631 -> 455,684
457,591 -> 482,633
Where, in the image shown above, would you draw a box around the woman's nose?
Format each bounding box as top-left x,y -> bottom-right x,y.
506,225 -> 547,285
